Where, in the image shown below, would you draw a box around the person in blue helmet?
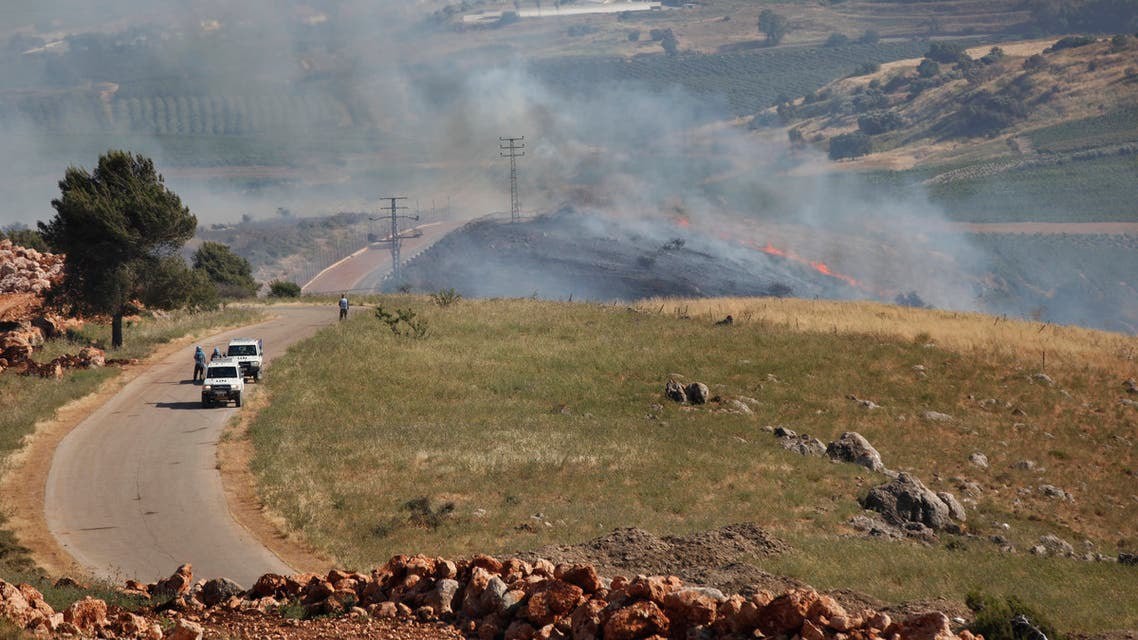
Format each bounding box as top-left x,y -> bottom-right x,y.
193,345 -> 206,382
211,346 -> 222,361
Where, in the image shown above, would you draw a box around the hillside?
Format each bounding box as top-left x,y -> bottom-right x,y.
236,293 -> 1138,635
767,36 -> 1138,220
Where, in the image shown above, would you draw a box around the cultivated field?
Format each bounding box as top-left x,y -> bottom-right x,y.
244,295 -> 1138,634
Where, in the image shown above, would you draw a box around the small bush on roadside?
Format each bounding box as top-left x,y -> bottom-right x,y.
268,280 -> 302,298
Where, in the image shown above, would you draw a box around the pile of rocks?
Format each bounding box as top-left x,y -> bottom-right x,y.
1,558 -> 985,640
0,579 -> 163,638
0,239 -> 63,294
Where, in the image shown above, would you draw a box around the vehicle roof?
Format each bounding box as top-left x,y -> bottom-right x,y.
206,357 -> 241,367
227,338 -> 259,344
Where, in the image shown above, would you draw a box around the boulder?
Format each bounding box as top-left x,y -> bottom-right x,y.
555,564 -> 603,594
899,611 -> 955,640
662,588 -> 719,629
570,599 -> 607,640
936,491 -> 967,522
425,578 -> 460,615
862,473 -> 959,531
826,432 -> 886,472
665,380 -> 687,403
168,618 -> 203,640
626,575 -> 682,604
62,596 -> 107,632
526,580 -> 584,626
250,573 -> 288,599
780,434 -> 826,457
757,588 -> 818,635
200,577 -> 244,607
1036,534 -> 1074,557
153,563 -> 194,597
685,382 -> 710,405
922,411 -> 953,422
968,452 -> 989,469
603,600 -> 669,640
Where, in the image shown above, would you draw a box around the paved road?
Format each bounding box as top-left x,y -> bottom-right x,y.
45,306 -> 338,587
303,221 -> 465,294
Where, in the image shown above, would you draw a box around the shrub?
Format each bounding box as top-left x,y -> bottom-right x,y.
925,41 -> 969,63
1046,35 -> 1096,52
430,288 -> 462,307
1110,33 -> 1130,52
850,61 -> 881,77
980,46 -> 1005,64
825,33 -> 850,47
917,58 -> 941,77
375,305 -> 430,338
859,29 -> 880,45
627,29 -> 640,42
1023,54 -> 1048,73
956,90 -> 1027,136
858,110 -> 904,135
268,280 -> 302,297
966,592 -> 1063,640
852,88 -> 888,112
828,132 -> 872,160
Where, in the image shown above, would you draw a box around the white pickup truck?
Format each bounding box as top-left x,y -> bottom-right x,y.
226,338 -> 263,382
201,358 -> 245,407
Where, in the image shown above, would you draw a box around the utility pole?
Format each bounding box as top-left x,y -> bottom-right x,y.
370,196 -> 418,285
500,136 -> 525,221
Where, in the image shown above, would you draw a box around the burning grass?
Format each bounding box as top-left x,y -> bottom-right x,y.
248,295 -> 1137,633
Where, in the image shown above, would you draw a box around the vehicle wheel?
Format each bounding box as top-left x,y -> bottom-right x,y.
234,392 -> 242,407
253,371 -> 261,383
201,399 -> 210,408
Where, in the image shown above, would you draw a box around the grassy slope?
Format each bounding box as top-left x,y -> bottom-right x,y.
776,38 -> 1138,222
248,295 -> 1138,633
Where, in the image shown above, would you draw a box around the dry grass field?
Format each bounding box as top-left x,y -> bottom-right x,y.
246,295 -> 1138,634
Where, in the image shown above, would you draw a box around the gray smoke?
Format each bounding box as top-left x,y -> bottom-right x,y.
1,1 -> 988,314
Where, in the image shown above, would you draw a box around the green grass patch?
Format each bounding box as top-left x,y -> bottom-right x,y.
248,296 -> 1136,633
764,534 -> 1135,631
1026,107 -> 1138,154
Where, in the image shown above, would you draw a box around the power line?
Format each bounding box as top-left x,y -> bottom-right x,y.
499,136 -> 525,222
370,196 -> 418,285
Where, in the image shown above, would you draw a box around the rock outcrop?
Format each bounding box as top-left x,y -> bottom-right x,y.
0,239 -> 63,294
862,473 -> 965,533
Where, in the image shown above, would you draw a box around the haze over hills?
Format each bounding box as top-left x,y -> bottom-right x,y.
1,0 -> 1137,332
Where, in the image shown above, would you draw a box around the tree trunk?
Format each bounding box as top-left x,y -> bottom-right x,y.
112,311 -> 124,349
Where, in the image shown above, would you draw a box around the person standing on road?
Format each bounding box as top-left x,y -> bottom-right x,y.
193,346 -> 206,382
339,293 -> 349,321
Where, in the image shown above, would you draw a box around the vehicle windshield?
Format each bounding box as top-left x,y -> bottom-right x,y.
206,367 -> 238,379
227,344 -> 258,356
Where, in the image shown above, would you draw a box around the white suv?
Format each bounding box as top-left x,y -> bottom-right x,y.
226,338 -> 264,382
202,358 -> 245,407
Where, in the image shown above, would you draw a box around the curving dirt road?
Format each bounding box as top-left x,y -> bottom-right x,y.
44,306 -> 340,587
